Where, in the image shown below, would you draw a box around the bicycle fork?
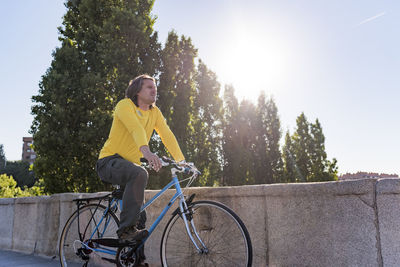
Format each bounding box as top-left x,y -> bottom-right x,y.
178,196 -> 209,254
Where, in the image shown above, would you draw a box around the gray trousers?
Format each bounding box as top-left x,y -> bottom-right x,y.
96,154 -> 148,235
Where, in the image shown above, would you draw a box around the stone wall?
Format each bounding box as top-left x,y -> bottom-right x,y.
1,178 -> 400,266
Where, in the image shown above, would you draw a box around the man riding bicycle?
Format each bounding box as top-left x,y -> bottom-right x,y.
96,74 -> 185,263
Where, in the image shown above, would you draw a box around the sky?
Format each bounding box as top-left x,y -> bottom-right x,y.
0,0 -> 399,175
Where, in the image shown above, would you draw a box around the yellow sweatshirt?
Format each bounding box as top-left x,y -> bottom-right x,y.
99,98 -> 185,164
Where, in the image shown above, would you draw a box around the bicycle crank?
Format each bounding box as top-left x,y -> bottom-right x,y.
116,246 -> 137,267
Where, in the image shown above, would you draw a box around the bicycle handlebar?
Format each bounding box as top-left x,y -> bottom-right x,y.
140,156 -> 201,176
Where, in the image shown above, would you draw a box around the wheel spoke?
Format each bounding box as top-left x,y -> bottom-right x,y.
161,201 -> 252,267
59,204 -> 119,267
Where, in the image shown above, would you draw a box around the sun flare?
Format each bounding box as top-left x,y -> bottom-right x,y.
216,27 -> 289,100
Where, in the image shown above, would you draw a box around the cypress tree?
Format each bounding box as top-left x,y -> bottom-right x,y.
291,113 -> 312,182
264,96 -> 283,183
31,0 -> 160,193
282,131 -> 299,182
148,31 -> 197,188
192,60 -> 224,186
222,85 -> 241,186
253,93 -> 269,184
288,114 -> 338,182
309,119 -> 338,181
238,100 -> 256,184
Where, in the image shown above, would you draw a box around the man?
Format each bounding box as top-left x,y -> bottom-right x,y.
96,74 -> 185,243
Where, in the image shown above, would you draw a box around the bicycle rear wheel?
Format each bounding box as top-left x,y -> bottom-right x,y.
59,203 -> 119,267
160,200 -> 252,267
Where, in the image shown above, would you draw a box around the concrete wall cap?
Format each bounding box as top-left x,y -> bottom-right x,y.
376,178 -> 400,194
263,178 -> 377,197
0,198 -> 15,205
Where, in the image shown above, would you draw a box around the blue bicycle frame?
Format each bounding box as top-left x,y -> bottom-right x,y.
82,174 -> 190,256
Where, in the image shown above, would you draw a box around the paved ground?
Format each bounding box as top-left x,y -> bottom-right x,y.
0,249 -> 119,267
0,249 -> 155,266
0,250 -> 61,267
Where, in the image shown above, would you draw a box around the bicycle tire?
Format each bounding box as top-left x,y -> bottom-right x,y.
59,203 -> 119,267
160,200 -> 252,267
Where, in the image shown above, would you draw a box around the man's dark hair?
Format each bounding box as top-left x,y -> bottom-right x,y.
125,74 -> 156,108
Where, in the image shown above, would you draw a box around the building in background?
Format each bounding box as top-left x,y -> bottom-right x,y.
22,137 -> 36,165
339,172 -> 399,180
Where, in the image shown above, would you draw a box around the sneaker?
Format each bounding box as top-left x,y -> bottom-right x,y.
118,227 -> 149,242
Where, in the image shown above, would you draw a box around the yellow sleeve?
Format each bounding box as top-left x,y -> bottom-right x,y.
154,107 -> 185,162
115,99 -> 148,148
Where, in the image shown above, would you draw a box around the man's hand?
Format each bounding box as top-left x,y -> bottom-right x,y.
140,145 -> 162,172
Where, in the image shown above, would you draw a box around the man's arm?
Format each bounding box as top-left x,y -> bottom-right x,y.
154,108 -> 185,162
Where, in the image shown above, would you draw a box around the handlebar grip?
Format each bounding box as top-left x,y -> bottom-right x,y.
140,158 -> 148,163
161,156 -> 173,163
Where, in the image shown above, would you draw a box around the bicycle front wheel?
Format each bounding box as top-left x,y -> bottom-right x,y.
59,203 -> 119,267
160,200 -> 252,267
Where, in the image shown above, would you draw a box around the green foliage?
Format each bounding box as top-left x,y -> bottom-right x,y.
282,131 -> 298,182
283,113 -> 338,182
31,0 -> 160,193
221,85 -> 242,185
148,31 -> 198,188
253,93 -> 283,184
0,174 -> 45,198
0,145 -> 5,169
30,0 -> 339,192
191,60 -> 223,186
222,91 -> 284,186
148,33 -> 224,189
0,160 -> 35,187
164,33 -> 198,159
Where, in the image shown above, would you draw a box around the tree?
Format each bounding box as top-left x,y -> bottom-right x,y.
0,160 -> 35,187
253,93 -> 283,184
222,85 -> 242,186
282,131 -> 298,182
0,174 -> 24,198
309,119 -> 327,181
291,113 -> 312,182
0,145 -> 5,170
237,100 -> 257,184
253,94 -> 269,184
168,34 -> 198,159
31,0 -> 160,193
147,31 -> 198,189
288,113 -> 338,182
264,97 -> 284,183
191,60 -> 224,186
0,174 -> 45,198
309,119 -> 338,181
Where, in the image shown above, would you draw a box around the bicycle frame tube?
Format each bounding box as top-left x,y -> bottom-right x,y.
144,176 -> 182,236
88,199 -> 115,240
83,200 -> 119,256
85,175 -> 201,255
135,176 -> 185,251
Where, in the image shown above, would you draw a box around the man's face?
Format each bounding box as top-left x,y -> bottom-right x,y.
137,79 -> 157,105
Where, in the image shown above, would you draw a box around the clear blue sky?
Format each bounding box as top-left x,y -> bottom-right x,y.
0,0 -> 399,175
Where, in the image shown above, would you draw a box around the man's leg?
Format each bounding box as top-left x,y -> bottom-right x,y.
136,208 -> 147,262
97,155 -> 148,239
118,167 -> 148,236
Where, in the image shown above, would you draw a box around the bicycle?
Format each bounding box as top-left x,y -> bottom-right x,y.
59,157 -> 253,266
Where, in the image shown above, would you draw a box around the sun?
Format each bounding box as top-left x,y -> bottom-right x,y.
215,26 -> 289,101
